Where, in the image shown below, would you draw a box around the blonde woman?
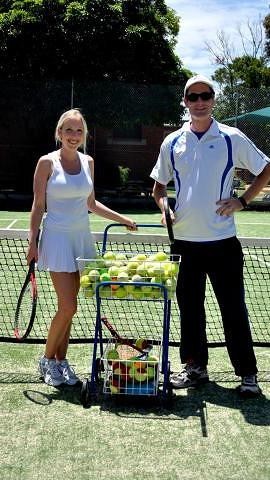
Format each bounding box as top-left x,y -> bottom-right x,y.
27,109 -> 137,387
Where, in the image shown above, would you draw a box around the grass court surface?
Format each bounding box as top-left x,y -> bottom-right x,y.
0,209 -> 269,479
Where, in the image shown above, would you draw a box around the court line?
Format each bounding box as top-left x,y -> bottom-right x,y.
238,222 -> 270,226
6,220 -> 18,229
0,218 -> 269,226
0,218 -> 156,225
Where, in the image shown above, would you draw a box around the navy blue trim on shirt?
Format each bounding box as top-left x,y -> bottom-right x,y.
219,131 -> 233,200
170,134 -> 183,211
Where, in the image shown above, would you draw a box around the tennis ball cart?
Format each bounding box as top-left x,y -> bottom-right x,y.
77,223 -> 180,408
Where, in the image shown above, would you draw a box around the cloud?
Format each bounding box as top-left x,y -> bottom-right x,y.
166,0 -> 269,79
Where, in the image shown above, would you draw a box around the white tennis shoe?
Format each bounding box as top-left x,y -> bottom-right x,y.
57,359 -> 80,385
41,358 -> 64,387
170,363 -> 209,389
38,355 -> 48,377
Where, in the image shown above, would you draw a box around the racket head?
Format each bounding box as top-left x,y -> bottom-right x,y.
163,196 -> 174,245
101,317 -> 148,355
101,317 -> 144,353
116,344 -> 140,360
14,259 -> 37,340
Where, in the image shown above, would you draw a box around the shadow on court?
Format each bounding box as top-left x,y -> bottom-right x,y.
96,378 -> 270,433
23,383 -> 83,407
1,370 -> 270,435
184,380 -> 270,427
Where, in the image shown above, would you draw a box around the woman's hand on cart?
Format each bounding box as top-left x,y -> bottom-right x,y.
121,217 -> 138,231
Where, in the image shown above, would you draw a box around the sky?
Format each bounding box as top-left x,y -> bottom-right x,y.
165,0 -> 270,81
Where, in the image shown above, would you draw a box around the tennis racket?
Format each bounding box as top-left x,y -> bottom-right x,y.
101,317 -> 152,360
14,256 -> 38,341
163,196 -> 174,245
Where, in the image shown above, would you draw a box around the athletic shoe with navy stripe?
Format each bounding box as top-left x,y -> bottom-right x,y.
170,363 -> 209,389
237,375 -> 261,397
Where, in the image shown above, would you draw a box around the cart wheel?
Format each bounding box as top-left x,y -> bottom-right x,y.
157,383 -> 175,408
166,381 -> 174,399
94,357 -> 104,382
161,361 -> 175,407
81,379 -> 91,408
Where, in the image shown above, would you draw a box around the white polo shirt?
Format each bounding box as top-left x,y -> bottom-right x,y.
150,119 -> 269,241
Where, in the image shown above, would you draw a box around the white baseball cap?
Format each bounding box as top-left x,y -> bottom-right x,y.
184,75 -> 215,96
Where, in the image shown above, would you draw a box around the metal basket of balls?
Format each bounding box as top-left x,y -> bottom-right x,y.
102,338 -> 161,396
77,250 -> 179,300
77,250 -> 180,408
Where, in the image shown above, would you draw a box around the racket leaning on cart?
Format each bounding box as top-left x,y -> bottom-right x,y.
80,316 -> 153,407
14,232 -> 39,340
101,316 -> 152,360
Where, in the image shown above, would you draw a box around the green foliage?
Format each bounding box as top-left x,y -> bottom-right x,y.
212,56 -> 270,91
263,13 -> 270,58
0,0 -> 188,145
118,165 -> 131,186
0,0 -> 185,85
212,53 -> 270,126
214,84 -> 270,124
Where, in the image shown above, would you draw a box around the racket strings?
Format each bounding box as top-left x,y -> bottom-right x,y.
116,344 -> 142,360
15,278 -> 37,338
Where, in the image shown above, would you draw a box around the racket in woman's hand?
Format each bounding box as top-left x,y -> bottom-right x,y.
14,228 -> 39,344
163,196 -> 174,245
14,258 -> 38,340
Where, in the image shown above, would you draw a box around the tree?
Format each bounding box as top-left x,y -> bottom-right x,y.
0,0 -> 184,84
263,13 -> 270,59
205,18 -> 270,123
0,0 -> 190,194
0,0 -> 191,129
205,19 -> 269,92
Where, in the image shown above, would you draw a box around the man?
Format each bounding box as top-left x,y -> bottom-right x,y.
150,74 -> 270,396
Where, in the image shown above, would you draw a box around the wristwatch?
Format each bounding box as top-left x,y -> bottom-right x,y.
238,196 -> 248,209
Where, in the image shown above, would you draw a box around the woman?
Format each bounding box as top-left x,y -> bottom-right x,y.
27,108 -> 137,387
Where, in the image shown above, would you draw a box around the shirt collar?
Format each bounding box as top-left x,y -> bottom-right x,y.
182,118 -> 220,138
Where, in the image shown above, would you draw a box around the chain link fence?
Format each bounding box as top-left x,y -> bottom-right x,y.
215,85 -> 270,154
213,86 -> 270,204
0,80 -> 269,202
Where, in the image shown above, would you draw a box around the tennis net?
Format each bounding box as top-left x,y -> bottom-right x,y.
0,228 -> 269,346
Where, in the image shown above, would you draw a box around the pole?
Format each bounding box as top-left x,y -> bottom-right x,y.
71,77 -> 74,108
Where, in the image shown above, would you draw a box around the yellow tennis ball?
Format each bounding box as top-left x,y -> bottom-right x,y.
117,271 -> 129,282
131,287 -> 144,299
108,266 -> 120,277
154,251 -> 168,262
84,287 -> 94,298
103,251 -> 116,260
88,270 -> 100,282
146,366 -> 156,380
115,286 -> 127,298
80,275 -> 91,287
107,349 -> 119,360
99,286 -> 112,298
131,274 -> 143,283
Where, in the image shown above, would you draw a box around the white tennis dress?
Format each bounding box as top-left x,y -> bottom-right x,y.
37,150 -> 96,272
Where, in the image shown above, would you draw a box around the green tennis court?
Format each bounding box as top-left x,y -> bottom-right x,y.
0,209 -> 270,480
0,209 -> 270,236
0,212 -> 269,346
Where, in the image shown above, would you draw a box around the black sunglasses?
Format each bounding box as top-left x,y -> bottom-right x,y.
186,91 -> 214,102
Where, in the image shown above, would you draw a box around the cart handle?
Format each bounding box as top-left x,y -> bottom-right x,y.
102,223 -> 165,254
